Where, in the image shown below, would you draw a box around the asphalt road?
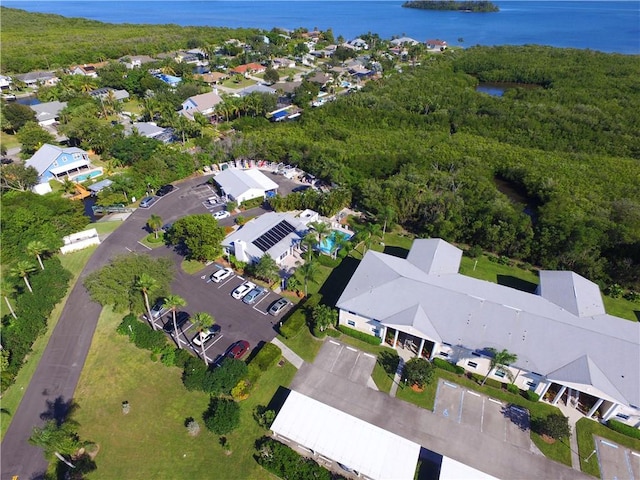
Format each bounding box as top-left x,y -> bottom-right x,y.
0,171 -> 300,480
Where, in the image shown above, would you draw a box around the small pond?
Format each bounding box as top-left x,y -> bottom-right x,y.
476,82 -> 542,97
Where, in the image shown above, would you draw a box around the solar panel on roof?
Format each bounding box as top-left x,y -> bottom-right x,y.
252,220 -> 296,252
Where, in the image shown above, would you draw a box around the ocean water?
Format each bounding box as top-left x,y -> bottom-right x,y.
3,1 -> 639,54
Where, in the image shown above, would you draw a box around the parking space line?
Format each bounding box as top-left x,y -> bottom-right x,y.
363,353 -> 375,358
434,381 -> 442,412
346,346 -> 357,352
625,450 -> 635,480
467,390 -> 481,397
329,340 -> 340,345
601,440 -> 618,448
348,352 -> 361,380
444,381 -> 458,388
218,276 -> 238,289
202,334 -> 224,353
329,346 -> 342,372
137,241 -> 152,251
488,398 -> 502,405
480,397 -> 485,432
632,451 -> 640,458
458,390 -> 464,423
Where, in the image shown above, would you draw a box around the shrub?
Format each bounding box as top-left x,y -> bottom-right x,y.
173,348 -> 193,368
401,357 -> 434,389
524,390 -> 540,402
250,343 -> 282,372
182,357 -> 209,391
532,413 -> 571,440
231,380 -> 249,401
253,405 -> 276,429
325,327 -> 341,338
255,437 -> 332,480
607,419 -> 640,440
203,397 -> 240,435
186,418 -> 200,436
466,245 -> 483,258
337,324 -> 382,345
433,357 -> 465,374
506,383 -> 520,395
279,310 -> 306,339
202,358 -> 248,395
316,255 -> 341,268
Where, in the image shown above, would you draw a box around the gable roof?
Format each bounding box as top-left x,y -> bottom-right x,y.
538,271 -> 605,317
230,63 -> 265,74
214,168 -> 278,200
30,101 -> 67,123
406,238 -> 462,274
336,240 -> 640,408
26,144 -> 87,176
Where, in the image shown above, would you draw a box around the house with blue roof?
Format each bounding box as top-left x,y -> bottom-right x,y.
26,144 -> 98,183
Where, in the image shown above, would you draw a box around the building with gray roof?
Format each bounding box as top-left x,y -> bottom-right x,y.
213,168 -> 278,205
221,212 -> 307,265
336,238 -> 640,427
30,101 -> 67,126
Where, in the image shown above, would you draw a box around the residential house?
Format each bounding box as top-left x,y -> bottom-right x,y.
89,87 -> 130,102
237,84 -> 277,97
336,238 -> 640,428
119,55 -> 155,69
15,71 -> 59,88
213,167 -> 278,205
230,63 -> 267,76
30,101 -> 67,126
180,91 -> 223,120
26,144 -> 96,183
153,73 -> 182,87
390,36 -> 420,46
0,75 -> 12,90
127,122 -> 174,143
175,51 -> 200,64
272,58 -> 296,69
426,39 -> 448,51
221,212 -> 306,265
68,62 -> 107,77
307,72 -> 333,89
348,38 -> 369,50
195,72 -> 228,85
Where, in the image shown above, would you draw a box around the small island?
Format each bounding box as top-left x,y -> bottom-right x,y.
402,1 -> 499,12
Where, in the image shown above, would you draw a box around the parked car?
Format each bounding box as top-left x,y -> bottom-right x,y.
156,184 -> 175,196
161,221 -> 174,232
1,157 -> 13,165
139,196 -> 157,208
162,311 -> 190,333
212,210 -> 231,220
231,281 -> 256,299
242,287 -> 266,305
144,298 -> 167,320
192,324 -> 221,347
226,340 -> 250,359
268,298 -> 289,316
210,267 -> 234,283
292,185 -> 310,193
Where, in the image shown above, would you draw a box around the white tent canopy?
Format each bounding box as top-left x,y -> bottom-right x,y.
271,390 -> 420,480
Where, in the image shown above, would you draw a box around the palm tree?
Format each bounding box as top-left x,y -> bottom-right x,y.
11,260 -> 36,293
481,348 -> 518,386
147,214 -> 163,239
377,205 -> 397,238
297,260 -> 318,297
301,232 -> 317,261
360,222 -> 382,254
135,273 -> 158,329
163,294 -> 187,347
26,240 -> 50,270
1,279 -> 17,320
309,221 -> 330,248
190,311 -> 214,364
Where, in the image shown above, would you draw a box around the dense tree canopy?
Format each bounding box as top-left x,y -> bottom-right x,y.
167,214 -> 226,261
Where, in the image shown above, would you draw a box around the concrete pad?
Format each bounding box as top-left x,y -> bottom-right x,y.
503,404 -> 531,449
596,437 -> 638,480
348,351 -> 377,385
435,379 -> 462,423
314,340 -> 344,372
482,397 -> 506,442
330,345 -> 360,378
460,389 -> 484,430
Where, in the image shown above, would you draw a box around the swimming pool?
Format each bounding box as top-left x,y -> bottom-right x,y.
318,230 -> 353,255
72,170 -> 103,182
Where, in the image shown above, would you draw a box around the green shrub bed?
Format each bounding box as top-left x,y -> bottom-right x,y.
607,419 -> 640,440
337,325 -> 382,345
433,357 -> 465,374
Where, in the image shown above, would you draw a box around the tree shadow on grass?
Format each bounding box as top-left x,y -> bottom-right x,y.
318,256 -> 360,306
497,274 -> 538,294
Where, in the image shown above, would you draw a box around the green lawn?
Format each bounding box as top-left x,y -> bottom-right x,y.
576,417 -> 640,478
74,308 -> 294,479
221,77 -> 255,89
1,130 -> 20,149
371,362 -> 395,393
602,295 -> 639,322
140,232 -> 166,249
181,259 -> 208,275
277,328 -> 324,363
91,220 -> 124,236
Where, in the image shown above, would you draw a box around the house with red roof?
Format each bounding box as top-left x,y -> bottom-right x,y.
230,63 -> 266,76
425,39 -> 448,51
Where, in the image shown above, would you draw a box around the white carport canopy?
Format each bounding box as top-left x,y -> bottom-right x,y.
49,159 -> 89,175
271,390 -> 420,480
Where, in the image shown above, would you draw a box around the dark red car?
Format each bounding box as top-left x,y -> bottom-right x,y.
226,340 -> 250,359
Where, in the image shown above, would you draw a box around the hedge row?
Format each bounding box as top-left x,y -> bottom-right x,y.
117,314 -> 168,352
279,294 -> 322,339
337,325 -> 382,345
607,419 -> 640,440
247,343 -> 282,384
316,254 -> 341,268
432,357 -> 465,375
255,437 -> 333,480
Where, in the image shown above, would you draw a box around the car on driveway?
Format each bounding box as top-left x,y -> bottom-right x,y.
212,210 -> 231,220
144,298 -> 167,320
210,267 -> 234,283
268,298 -> 289,316
162,311 -> 190,333
232,281 -> 256,299
226,340 -> 250,359
156,184 -> 175,196
292,185 -> 310,193
139,196 -> 157,208
192,324 -> 222,347
242,287 -> 266,305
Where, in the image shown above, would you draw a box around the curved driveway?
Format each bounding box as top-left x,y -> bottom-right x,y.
0,173 -> 276,480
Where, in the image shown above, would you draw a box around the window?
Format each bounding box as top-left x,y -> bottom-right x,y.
347,320 -> 355,327
467,361 -> 478,368
438,351 -> 450,358
615,413 -> 630,420
494,370 -> 506,378
527,381 -> 537,388
472,351 -> 482,357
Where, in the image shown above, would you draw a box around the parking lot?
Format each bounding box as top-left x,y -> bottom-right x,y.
595,436 -> 640,480
149,264 -> 292,364
312,340 -> 377,386
434,379 -> 531,449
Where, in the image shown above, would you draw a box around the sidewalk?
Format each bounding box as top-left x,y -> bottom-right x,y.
389,357 -> 404,397
271,337 -> 304,369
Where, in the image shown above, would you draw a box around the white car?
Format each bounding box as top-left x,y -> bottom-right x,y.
192,325 -> 221,347
231,281 -> 256,299
210,267 -> 234,283
212,210 -> 230,220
